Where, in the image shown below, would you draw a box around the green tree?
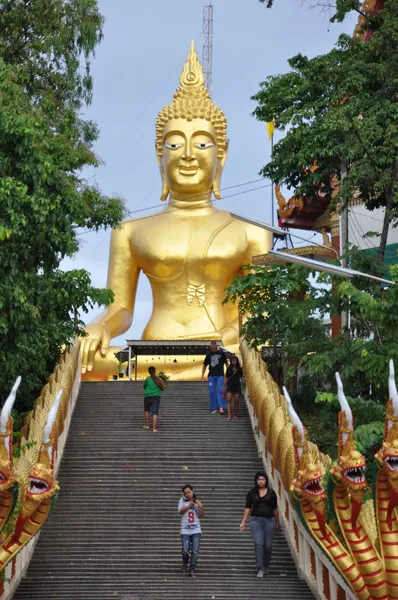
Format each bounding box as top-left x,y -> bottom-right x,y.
225,249 -> 398,456
253,0 -> 398,260
0,1 -> 127,411
259,0 -> 373,22
224,249 -> 398,402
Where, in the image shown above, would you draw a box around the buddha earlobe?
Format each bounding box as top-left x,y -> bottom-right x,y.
157,152 -> 169,201
213,141 -> 229,200
213,167 -> 222,200
160,178 -> 169,202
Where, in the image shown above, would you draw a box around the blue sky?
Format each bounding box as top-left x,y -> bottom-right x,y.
61,0 -> 356,344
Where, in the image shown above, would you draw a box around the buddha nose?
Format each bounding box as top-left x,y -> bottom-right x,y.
182,142 -> 193,160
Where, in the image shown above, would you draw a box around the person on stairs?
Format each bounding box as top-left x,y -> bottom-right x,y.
143,366 -> 165,432
201,341 -> 227,414
178,484 -> 204,580
239,471 -> 280,578
224,355 -> 245,421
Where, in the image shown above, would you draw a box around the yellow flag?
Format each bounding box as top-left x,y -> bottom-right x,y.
266,119 -> 275,141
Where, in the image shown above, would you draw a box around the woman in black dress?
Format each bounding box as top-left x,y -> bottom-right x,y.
224,356 -> 244,421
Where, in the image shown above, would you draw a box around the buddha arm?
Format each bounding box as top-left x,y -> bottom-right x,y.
245,223 -> 272,265
95,223 -> 140,337
81,224 -> 140,372
234,223 -> 272,330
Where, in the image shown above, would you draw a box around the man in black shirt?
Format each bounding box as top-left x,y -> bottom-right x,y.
201,341 -> 227,414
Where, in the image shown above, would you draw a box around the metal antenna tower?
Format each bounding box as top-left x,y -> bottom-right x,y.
202,1 -> 214,93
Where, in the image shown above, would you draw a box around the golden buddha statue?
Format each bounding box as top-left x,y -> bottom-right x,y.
81,42 -> 271,380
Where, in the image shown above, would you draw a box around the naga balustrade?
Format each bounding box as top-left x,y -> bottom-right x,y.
0,340 -> 81,600
241,339 -> 397,600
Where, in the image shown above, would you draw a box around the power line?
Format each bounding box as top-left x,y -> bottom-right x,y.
353,210 -> 384,223
349,210 -> 398,258
77,178 -> 272,236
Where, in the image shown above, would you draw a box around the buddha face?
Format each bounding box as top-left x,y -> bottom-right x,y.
159,118 -> 226,200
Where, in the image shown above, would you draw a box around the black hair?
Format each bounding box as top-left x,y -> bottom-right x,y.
230,355 -> 241,368
148,366 -> 156,375
182,484 -> 196,500
254,471 -> 268,488
210,341 -> 217,346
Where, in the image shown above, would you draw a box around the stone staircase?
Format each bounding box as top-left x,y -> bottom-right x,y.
13,381 -> 313,600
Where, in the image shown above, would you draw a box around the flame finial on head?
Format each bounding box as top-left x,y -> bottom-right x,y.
43,389 -> 63,445
0,376 -> 21,433
335,373 -> 353,443
180,40 -> 205,88
155,41 -> 227,159
389,359 -> 398,418
39,389 -> 63,470
283,386 -> 305,459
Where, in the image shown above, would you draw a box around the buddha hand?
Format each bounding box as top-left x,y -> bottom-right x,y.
80,322 -> 111,373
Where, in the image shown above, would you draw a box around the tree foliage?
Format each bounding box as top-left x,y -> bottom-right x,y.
225,249 -> 398,403
259,0 -> 371,22
253,1 -> 398,259
0,1 -> 127,411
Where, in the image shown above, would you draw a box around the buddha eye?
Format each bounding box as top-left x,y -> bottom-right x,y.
164,143 -> 183,150
194,142 -> 214,149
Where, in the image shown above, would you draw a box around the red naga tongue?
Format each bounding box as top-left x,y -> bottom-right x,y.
13,514 -> 25,542
351,499 -> 361,536
387,488 -> 398,530
315,510 -> 329,540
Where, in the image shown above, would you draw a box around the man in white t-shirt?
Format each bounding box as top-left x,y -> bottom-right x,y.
178,485 -> 204,578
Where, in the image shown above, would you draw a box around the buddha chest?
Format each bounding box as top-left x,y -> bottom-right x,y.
129,211 -> 248,286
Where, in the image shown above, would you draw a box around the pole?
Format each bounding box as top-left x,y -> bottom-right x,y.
128,345 -> 132,381
134,354 -> 138,381
271,133 -> 275,227
202,2 -> 214,94
340,160 -> 348,329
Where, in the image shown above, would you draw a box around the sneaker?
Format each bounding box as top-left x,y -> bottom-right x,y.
142,425 -> 150,430
153,428 -> 158,433
190,572 -> 198,580
257,570 -> 264,578
210,410 -> 218,414
264,567 -> 269,576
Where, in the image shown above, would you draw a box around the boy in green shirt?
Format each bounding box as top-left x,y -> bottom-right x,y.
143,366 -> 166,432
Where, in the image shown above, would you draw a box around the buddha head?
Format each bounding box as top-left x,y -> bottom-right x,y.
156,41 -> 228,202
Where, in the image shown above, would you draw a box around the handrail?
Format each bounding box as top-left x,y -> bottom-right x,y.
241,340 -> 356,600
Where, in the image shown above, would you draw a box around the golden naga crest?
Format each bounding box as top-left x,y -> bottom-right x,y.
241,338 -> 398,600
284,365 -> 398,599
0,384 -> 62,564
0,342 -> 79,573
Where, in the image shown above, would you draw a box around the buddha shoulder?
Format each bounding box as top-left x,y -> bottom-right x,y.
112,211 -> 165,238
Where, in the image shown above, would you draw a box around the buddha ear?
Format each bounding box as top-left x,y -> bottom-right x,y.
213,139 -> 229,200
156,149 -> 169,202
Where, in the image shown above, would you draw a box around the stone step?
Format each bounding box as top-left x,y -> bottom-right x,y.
13,381 -> 313,599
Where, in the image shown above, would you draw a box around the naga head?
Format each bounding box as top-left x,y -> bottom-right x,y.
331,373 -> 366,501
0,377 -> 21,491
284,387 -> 326,511
376,360 -> 398,494
21,390 -> 62,518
